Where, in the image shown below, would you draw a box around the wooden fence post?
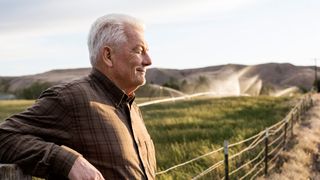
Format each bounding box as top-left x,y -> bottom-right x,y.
0,164 -> 32,180
264,129 -> 269,176
291,113 -> 294,137
283,120 -> 288,150
297,107 -> 300,122
224,140 -> 229,180
304,98 -> 307,113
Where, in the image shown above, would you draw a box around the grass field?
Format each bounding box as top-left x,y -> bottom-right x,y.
140,96 -> 296,179
0,100 -> 34,121
0,96 -> 297,179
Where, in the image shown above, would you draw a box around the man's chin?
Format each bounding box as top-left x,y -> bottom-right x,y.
130,77 -> 146,88
138,79 -> 146,86
139,78 -> 147,86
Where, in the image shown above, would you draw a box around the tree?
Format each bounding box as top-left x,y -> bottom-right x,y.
180,79 -> 193,94
313,78 -> 320,93
16,82 -> 51,99
162,77 -> 180,90
193,76 -> 210,93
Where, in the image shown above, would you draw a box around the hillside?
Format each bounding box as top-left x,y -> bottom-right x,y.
145,63 -> 317,96
0,63 -> 318,99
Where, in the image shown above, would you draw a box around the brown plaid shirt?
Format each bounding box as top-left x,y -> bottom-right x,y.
0,68 -> 156,179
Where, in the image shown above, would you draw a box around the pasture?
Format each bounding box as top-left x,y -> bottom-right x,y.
0,100 -> 34,121
0,96 -> 297,179
141,96 -> 296,179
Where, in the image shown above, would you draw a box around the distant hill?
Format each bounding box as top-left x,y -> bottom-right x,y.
145,63 -> 317,96
0,63 -> 318,99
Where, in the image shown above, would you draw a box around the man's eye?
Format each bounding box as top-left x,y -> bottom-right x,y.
133,47 -> 144,54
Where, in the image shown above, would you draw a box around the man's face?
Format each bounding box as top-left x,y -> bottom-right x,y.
111,26 -> 152,94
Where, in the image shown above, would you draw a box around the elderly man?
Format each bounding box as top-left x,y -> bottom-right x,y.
0,14 -> 156,179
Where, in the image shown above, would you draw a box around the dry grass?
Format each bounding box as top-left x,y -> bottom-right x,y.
0,100 -> 34,122
258,94 -> 320,180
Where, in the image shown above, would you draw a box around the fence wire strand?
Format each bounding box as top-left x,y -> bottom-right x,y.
268,137 -> 284,157
229,135 -> 265,161
229,147 -> 265,176
268,162 -> 277,172
268,131 -> 284,147
250,166 -> 264,180
228,131 -> 264,148
239,156 -> 265,180
192,160 -> 224,180
269,122 -> 286,136
156,147 -> 224,175
268,145 -> 283,165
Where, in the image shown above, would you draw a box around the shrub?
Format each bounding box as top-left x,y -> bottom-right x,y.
162,77 -> 180,90
16,82 -> 51,99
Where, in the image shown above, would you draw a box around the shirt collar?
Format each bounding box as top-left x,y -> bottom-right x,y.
90,68 -> 135,108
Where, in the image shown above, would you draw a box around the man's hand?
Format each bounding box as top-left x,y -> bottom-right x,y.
68,156 -> 105,180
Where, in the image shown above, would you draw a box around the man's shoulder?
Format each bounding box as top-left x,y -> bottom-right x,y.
37,76 -> 96,106
42,76 -> 93,97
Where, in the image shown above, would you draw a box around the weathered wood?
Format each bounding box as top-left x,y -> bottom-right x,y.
0,164 -> 32,180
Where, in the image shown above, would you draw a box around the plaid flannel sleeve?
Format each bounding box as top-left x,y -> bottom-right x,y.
0,86 -> 79,178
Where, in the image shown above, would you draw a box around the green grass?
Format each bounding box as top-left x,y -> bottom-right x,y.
141,96 -> 296,179
0,96 -> 297,179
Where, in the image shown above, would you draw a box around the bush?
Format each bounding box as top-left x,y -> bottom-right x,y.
0,78 -> 11,93
313,78 -> 320,92
16,82 -> 51,99
162,77 -> 180,90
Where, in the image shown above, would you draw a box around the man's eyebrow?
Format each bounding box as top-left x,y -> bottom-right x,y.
134,44 -> 148,51
141,44 -> 149,51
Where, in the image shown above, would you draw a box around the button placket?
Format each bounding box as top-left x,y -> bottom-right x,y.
127,103 -> 149,179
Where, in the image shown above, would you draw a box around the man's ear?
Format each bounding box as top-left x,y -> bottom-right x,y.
102,46 -> 113,67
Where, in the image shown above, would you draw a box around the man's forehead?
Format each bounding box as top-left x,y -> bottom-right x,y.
125,28 -> 147,46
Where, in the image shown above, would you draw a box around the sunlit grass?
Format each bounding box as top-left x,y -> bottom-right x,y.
0,100 -> 34,122
141,96 -> 296,179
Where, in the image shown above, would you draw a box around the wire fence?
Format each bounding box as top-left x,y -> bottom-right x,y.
155,93 -> 313,179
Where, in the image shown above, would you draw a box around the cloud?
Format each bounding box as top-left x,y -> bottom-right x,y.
0,0 -> 261,62
5,0 -> 319,75
0,0 -> 260,36
140,0 -> 259,24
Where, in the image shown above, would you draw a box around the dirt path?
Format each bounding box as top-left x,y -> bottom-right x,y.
259,94 -> 320,180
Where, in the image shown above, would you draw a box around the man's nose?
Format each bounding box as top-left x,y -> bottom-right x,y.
142,53 -> 152,66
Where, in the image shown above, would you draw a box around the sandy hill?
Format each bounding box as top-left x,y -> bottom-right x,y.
0,63 -> 317,98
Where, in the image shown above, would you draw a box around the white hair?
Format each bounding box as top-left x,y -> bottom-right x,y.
87,14 -> 145,66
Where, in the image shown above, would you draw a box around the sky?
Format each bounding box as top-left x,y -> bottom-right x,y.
1,0 -> 320,76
